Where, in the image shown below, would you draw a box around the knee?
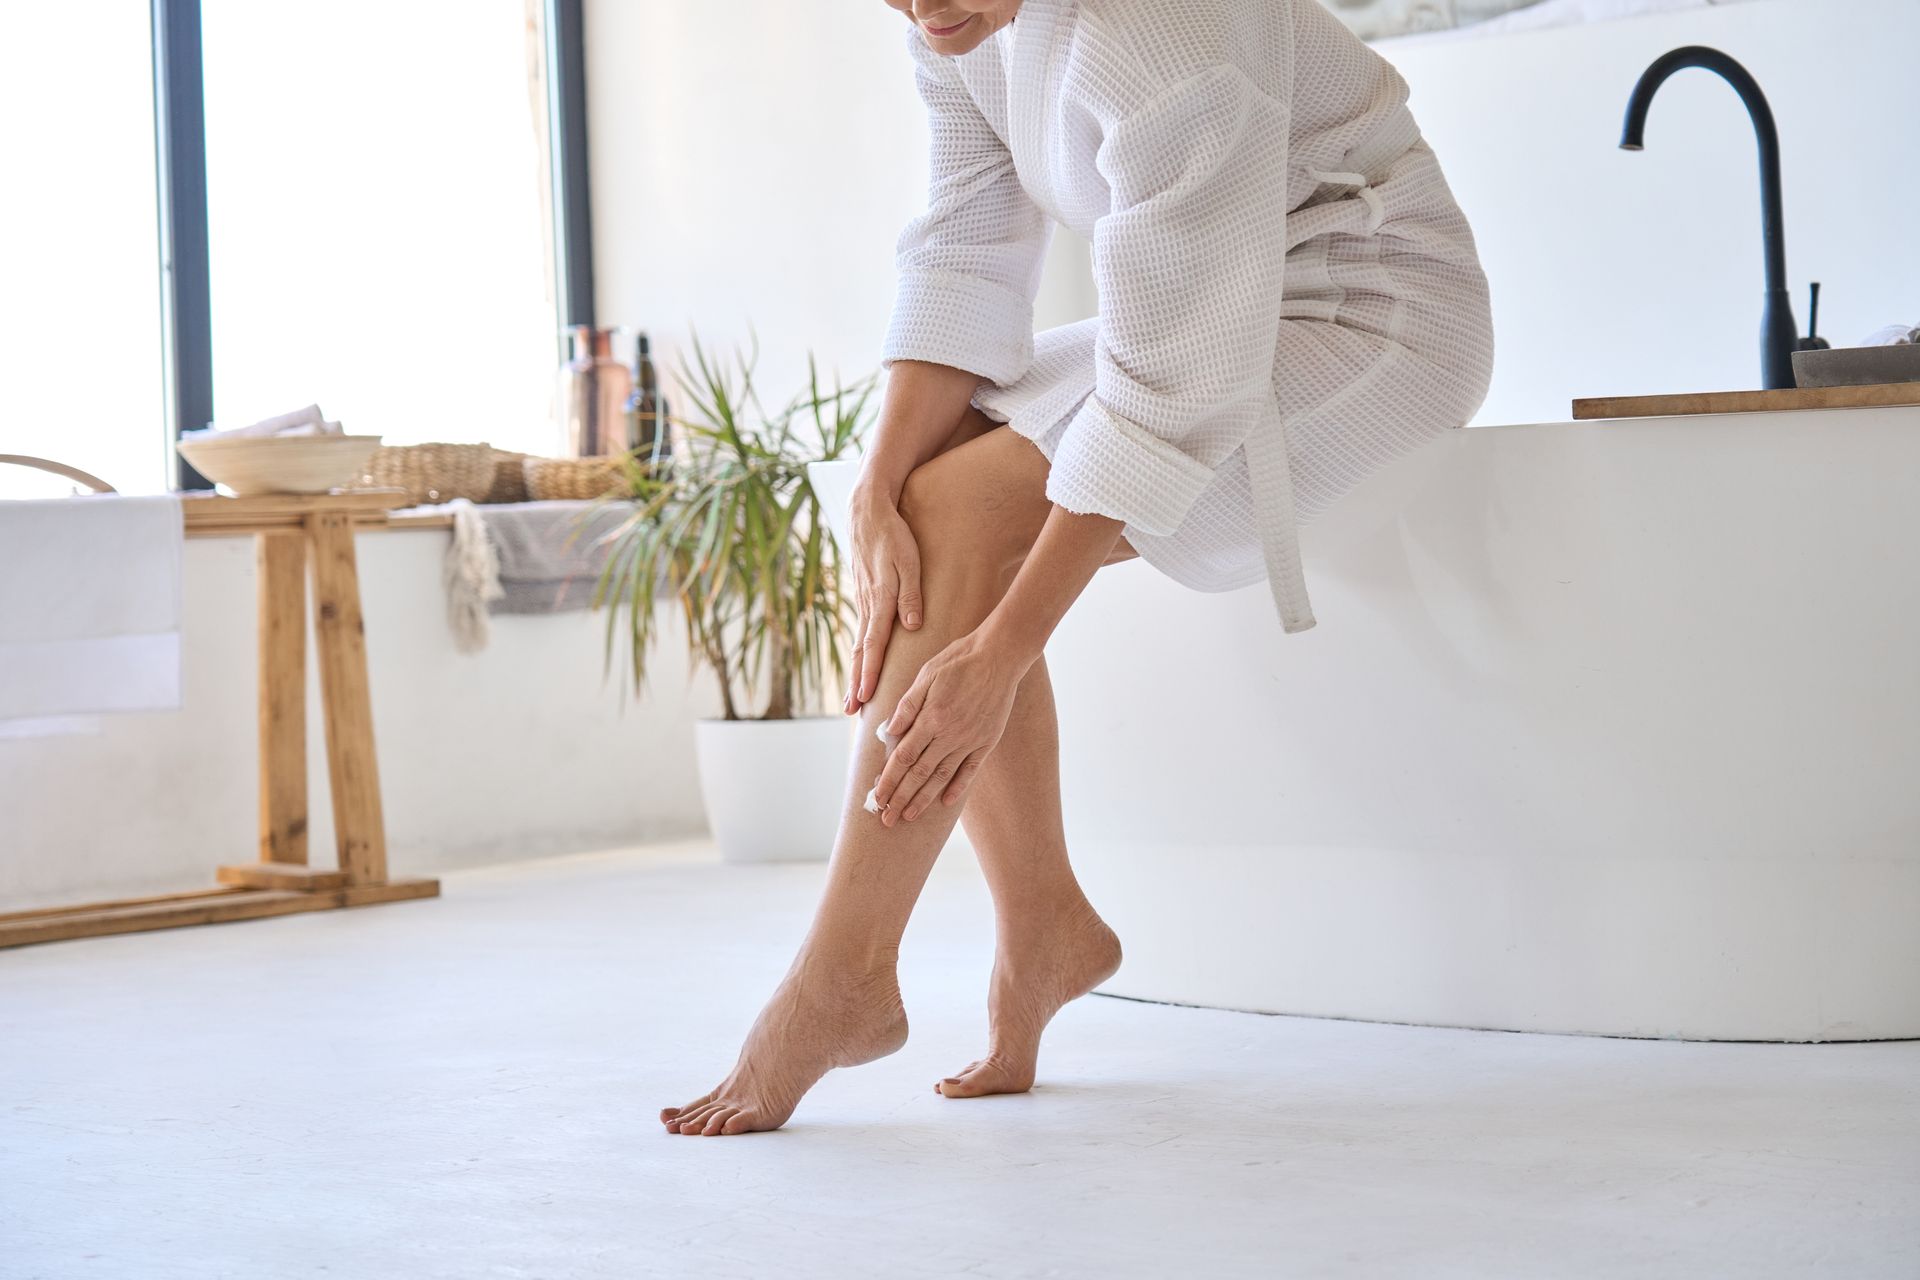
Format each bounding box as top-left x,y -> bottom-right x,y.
896,462 -> 966,544
896,456 -> 1029,577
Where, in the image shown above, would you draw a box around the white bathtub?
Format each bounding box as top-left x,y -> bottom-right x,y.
814,405 -> 1920,1042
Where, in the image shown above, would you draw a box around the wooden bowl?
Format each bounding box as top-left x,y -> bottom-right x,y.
176,434 -> 382,496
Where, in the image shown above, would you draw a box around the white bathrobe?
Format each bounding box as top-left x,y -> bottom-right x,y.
881,0 -> 1495,632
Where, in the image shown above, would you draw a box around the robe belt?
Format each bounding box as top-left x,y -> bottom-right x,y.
1242,410 -> 1315,634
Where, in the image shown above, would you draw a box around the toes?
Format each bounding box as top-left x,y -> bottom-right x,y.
699,1107 -> 740,1136
721,1110 -> 757,1135
935,1060 -> 988,1097
671,1102 -> 722,1134
660,1092 -> 714,1127
937,1059 -> 1030,1098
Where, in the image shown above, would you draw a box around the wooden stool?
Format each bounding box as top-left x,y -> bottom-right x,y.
0,491 -> 439,948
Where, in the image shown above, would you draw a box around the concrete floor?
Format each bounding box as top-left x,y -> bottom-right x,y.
3,843 -> 1917,1280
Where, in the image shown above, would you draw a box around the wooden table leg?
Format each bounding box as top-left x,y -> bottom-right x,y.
219,531 -> 351,894
257,531 -> 308,865
306,510 -> 388,886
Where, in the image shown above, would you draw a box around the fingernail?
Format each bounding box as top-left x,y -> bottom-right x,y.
906,611 -> 920,628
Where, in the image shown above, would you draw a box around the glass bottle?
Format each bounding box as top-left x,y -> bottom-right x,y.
625,332 -> 671,466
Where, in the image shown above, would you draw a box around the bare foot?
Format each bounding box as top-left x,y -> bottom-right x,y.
660,957 -> 908,1136
936,903 -> 1121,1099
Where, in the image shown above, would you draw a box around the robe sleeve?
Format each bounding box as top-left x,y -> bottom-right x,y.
1045,65 -> 1290,537
880,33 -> 1052,386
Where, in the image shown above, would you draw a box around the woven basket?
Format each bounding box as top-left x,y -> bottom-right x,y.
355,443 -> 498,505
484,449 -> 530,504
523,455 -> 626,502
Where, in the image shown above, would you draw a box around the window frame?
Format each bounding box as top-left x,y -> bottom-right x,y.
149,0 -> 595,489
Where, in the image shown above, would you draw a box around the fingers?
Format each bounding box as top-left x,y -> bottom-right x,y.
874,730 -> 957,829
895,548 -> 924,633
941,752 -> 984,807
871,674 -> 931,823
854,601 -> 895,708
885,679 -> 925,742
898,750 -> 965,824
871,718 -> 933,824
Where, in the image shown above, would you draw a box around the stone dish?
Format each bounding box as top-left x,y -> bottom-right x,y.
1792,344 -> 1920,388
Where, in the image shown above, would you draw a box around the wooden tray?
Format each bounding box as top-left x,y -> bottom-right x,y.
1572,382 -> 1920,421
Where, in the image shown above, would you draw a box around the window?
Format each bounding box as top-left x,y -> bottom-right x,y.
0,3 -> 166,497
0,1 -> 587,498
201,1 -> 560,454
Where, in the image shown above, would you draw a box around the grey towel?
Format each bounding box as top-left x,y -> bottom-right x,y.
482,500 -> 630,615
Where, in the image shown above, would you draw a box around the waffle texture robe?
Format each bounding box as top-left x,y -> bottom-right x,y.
880,0 -> 1496,632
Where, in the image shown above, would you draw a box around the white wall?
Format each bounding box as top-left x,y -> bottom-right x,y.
585,0 -> 1098,403
587,0 -> 1914,428
585,3 -> 924,402
1385,0 -> 1918,425
1,532 -> 714,910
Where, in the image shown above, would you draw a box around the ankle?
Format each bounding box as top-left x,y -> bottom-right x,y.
994,893 -> 1106,947
794,936 -> 900,984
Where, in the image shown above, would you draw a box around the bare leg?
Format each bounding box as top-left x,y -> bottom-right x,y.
659,426 -> 1055,1135
935,657 -> 1122,1098
922,413 -> 1128,1097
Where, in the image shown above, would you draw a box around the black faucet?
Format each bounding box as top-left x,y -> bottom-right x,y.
1620,46 -> 1799,390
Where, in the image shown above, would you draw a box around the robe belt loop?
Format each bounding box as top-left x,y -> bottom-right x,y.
1305,167 -> 1387,234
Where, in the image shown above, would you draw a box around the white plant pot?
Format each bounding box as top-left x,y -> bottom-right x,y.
693,716 -> 854,863
806,459 -> 859,555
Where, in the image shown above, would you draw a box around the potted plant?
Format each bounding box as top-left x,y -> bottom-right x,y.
594,337 -> 874,863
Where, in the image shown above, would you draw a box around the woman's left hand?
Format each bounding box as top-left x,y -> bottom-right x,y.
871,628 -> 1032,827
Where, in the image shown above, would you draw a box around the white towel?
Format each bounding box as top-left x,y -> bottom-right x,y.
183,403 -> 342,441
0,495 -> 184,730
442,499 -> 502,654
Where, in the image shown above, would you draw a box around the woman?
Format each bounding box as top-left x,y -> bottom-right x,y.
661,0 -> 1493,1137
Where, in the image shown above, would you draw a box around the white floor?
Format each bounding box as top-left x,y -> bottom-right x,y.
3,844 -> 1916,1280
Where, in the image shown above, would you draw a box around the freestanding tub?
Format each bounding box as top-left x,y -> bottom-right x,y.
813,405 -> 1920,1042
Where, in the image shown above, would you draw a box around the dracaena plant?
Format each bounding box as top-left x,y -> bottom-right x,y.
593,335 -> 874,720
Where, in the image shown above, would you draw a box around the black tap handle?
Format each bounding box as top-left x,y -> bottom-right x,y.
1797,281 -> 1831,351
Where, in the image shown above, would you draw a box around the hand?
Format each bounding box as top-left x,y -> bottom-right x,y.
844,486 -> 924,714
871,629 -> 1032,826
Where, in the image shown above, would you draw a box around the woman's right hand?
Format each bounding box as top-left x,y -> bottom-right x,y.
844,485 -> 924,715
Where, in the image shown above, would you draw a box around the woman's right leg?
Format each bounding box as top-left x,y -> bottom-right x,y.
899,410 -> 1125,1098
936,656 -> 1122,1098
917,413 -> 1124,1098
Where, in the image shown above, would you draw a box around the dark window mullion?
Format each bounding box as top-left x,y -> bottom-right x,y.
151,0 -> 213,490
548,0 -> 595,332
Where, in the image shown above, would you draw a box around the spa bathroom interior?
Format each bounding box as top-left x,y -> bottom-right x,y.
2,0 -> 1915,1276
